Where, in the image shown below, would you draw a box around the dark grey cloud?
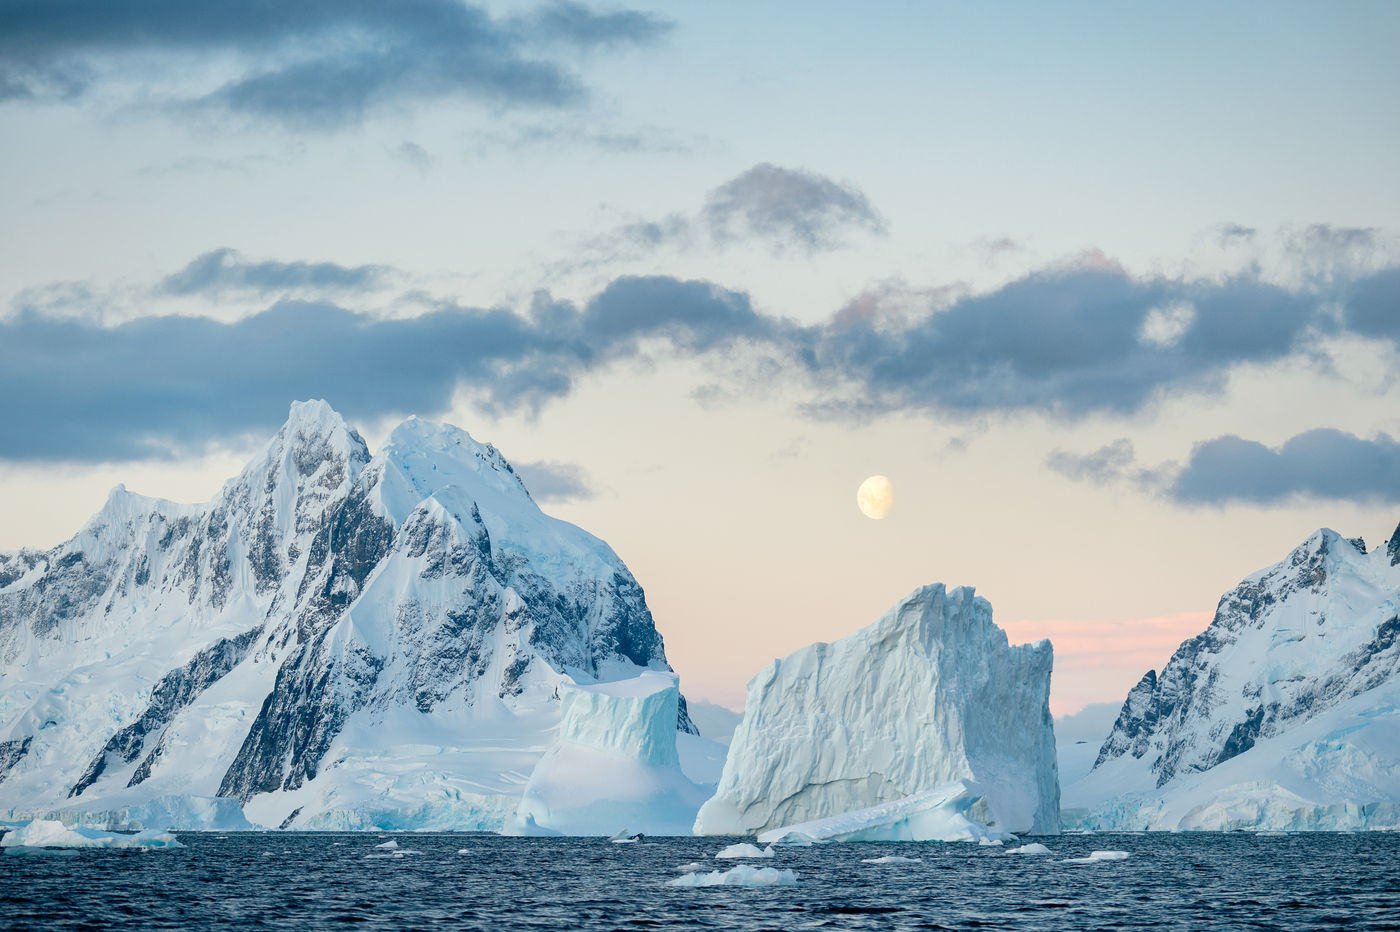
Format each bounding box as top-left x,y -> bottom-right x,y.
1217,223 -> 1257,245
513,460 -> 594,503
1046,439 -> 1136,485
701,163 -> 887,253
574,163 -> 887,268
1169,429 -> 1400,505
159,249 -> 390,298
6,248 -> 1400,465
0,273 -> 768,462
800,264 -> 1324,419
0,0 -> 669,127
1345,267 -> 1400,342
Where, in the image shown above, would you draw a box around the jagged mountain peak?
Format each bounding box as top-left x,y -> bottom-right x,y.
1,399 -> 691,830
1086,519 -> 1400,793
380,415 -> 531,510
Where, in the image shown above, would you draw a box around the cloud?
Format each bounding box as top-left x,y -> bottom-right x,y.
700,163 -> 887,253
800,265 -> 1321,419
1216,223 -> 1257,245
0,0 -> 669,128
0,273 -> 770,462
512,460 -> 594,503
1345,267 -> 1400,343
6,247 -> 1399,465
1168,429 -> 1400,505
575,163 -> 886,267
1045,439 -> 1137,485
158,249 -> 391,298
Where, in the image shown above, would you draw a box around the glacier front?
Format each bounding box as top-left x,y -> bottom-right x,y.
694,583 -> 1059,837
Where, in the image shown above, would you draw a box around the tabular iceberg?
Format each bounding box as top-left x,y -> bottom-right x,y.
694,584 -> 1059,837
1064,524 -> 1400,832
509,671 -> 715,835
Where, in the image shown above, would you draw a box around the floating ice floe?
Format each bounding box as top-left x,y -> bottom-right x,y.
755,781 -> 1016,845
861,855 -> 922,864
374,840 -> 398,849
715,843 -> 775,859
668,865 -> 798,887
1063,850 -> 1129,864
677,861 -> 708,872
1008,843 -> 1052,856
765,831 -> 819,846
978,837 -> 1003,846
0,819 -> 183,851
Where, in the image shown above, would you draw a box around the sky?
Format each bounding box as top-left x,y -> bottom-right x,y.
1,0 -> 1398,715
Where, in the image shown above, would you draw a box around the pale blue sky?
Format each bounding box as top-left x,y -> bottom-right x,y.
1,1 -> 1397,710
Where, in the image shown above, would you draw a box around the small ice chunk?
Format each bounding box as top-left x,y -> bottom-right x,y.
861,855 -> 922,864
1063,850 -> 1129,864
374,840 -> 398,850
668,865 -> 798,887
766,831 -> 819,847
715,843 -> 775,859
457,848 -> 471,855
978,838 -> 1003,846
677,861 -> 708,872
0,820 -> 183,851
1008,843 -> 1052,856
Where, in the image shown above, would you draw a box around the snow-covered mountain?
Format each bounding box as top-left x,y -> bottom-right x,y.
695,584 -> 1059,838
1064,524 -> 1400,831
0,401 -> 695,830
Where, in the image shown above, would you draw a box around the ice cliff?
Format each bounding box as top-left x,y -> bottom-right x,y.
0,401 -> 696,830
510,671 -> 716,835
1064,524 -> 1400,831
694,584 -> 1059,837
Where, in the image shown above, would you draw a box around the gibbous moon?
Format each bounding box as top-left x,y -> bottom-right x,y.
856,475 -> 893,520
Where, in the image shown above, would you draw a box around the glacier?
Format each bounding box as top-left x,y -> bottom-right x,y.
0,400 -> 697,831
694,583 -> 1059,837
509,671 -> 718,836
1063,524 -> 1400,832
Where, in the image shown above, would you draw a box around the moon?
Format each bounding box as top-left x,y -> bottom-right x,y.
856,475 -> 893,520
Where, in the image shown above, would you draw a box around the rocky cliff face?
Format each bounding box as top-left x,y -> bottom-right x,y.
1066,523 -> 1400,831
0,401 -> 692,829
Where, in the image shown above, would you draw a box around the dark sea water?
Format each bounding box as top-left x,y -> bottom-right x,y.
2,832 -> 1398,931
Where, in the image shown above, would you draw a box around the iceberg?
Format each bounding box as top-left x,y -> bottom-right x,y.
696,585 -> 1058,837
1063,850 -> 1129,864
1,819 -> 183,850
1008,843 -> 1052,855
509,672 -> 713,836
861,855 -> 922,864
667,865 -> 798,887
755,780 -> 1015,844
714,843 -> 774,859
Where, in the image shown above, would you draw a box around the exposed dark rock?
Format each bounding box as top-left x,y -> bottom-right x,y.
70,626 -> 263,797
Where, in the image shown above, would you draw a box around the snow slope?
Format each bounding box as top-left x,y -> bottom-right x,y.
694,584 -> 1059,836
0,401 -> 695,830
1064,524 -> 1400,831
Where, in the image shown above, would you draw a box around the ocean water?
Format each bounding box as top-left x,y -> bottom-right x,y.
2,832 -> 1398,930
